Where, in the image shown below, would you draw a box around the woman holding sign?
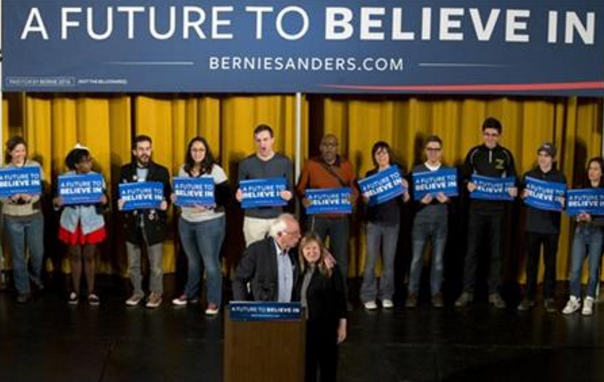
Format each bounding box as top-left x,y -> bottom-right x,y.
1,136 -> 45,303
359,141 -> 409,310
171,137 -> 230,316
562,157 -> 604,316
54,145 -> 108,306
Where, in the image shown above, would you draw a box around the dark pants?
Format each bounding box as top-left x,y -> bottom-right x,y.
311,216 -> 350,295
525,232 -> 559,300
306,320 -> 339,382
463,209 -> 504,294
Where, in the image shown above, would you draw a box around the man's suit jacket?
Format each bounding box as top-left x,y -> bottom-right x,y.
232,237 -> 299,302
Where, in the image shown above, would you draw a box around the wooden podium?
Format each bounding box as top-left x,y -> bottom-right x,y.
224,302 -> 306,382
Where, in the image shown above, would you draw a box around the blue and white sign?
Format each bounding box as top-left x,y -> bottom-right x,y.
119,182 -> 164,211
524,177 -> 566,212
240,178 -> 287,209
412,168 -> 458,201
228,302 -> 303,322
470,175 -> 516,201
358,166 -> 405,206
305,188 -> 352,215
173,177 -> 215,207
0,167 -> 42,197
566,188 -> 604,216
3,0 -> 604,96
58,173 -> 104,205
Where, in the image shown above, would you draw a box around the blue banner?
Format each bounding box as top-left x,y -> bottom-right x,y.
4,0 -> 604,96
58,173 -> 104,205
173,177 -> 215,207
119,182 -> 165,211
524,177 -> 566,212
240,178 -> 287,209
566,188 -> 604,216
305,188 -> 352,215
470,175 -> 516,201
412,168 -> 458,201
358,166 -> 405,206
0,167 -> 42,197
228,302 -> 303,322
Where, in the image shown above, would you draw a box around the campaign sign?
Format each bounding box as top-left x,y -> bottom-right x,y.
566,189 -> 604,216
305,188 -> 352,215
524,177 -> 567,212
412,168 -> 458,201
119,182 -> 164,211
228,302 -> 303,322
0,167 -> 42,197
470,175 -> 516,201
173,177 -> 215,207
240,178 -> 287,209
358,166 -> 405,206
58,173 -> 104,205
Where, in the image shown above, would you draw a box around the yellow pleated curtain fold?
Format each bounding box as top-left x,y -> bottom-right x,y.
2,93 -> 602,283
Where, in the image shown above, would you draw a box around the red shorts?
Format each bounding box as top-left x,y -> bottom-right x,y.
59,224 -> 106,246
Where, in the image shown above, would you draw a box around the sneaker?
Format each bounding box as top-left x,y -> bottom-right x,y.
68,292 -> 79,305
431,293 -> 444,308
544,298 -> 557,314
405,294 -> 418,308
172,294 -> 188,307
88,294 -> 100,306
146,292 -> 162,309
517,299 -> 535,312
562,296 -> 581,315
363,301 -> 378,311
205,303 -> 220,316
382,299 -> 394,309
125,293 -> 144,307
488,293 -> 506,309
582,297 -> 594,316
16,293 -> 30,304
455,292 -> 474,308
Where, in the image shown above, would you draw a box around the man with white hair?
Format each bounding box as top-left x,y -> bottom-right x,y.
232,213 -> 301,302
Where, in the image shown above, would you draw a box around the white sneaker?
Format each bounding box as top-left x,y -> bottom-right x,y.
562,296 -> 581,315
382,299 -> 394,309
582,297 -> 594,316
363,301 -> 378,311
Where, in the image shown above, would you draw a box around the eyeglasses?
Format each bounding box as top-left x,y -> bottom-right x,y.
426,147 -> 441,152
283,229 -> 301,237
483,132 -> 499,137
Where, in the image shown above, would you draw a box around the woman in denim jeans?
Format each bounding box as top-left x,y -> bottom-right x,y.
360,141 -> 409,310
562,157 -> 604,316
1,137 -> 45,303
54,146 -> 108,306
171,137 -> 230,316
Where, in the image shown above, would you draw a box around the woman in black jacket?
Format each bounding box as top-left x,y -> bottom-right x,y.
298,233 -> 347,382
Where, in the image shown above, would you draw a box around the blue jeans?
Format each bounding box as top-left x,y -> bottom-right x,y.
179,215 -> 225,306
360,222 -> 399,302
4,213 -> 45,296
408,216 -> 448,296
569,224 -> 604,298
311,216 -> 350,295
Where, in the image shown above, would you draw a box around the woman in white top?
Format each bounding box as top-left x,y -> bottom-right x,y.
2,137 -> 45,303
171,137 -> 231,315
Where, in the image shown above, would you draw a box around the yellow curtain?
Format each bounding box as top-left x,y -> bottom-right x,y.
2,93 -> 602,284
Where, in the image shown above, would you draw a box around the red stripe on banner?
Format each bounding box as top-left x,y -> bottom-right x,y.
323,81 -> 604,92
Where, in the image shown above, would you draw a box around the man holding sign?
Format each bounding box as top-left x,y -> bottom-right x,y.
456,117 -> 517,309
236,124 -> 293,247
407,136 -> 455,309
298,134 -> 358,306
119,135 -> 171,309
518,143 -> 566,313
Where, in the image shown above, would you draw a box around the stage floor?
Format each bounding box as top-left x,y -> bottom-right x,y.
1,276 -> 603,382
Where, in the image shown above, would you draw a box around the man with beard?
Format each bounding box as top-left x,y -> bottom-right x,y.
119,135 -> 171,309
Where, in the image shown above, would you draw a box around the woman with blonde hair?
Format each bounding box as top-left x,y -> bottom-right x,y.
297,233 -> 347,382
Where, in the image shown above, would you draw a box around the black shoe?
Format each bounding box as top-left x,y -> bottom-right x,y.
16,294 -> 30,304
544,298 -> 557,314
517,299 -> 535,311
